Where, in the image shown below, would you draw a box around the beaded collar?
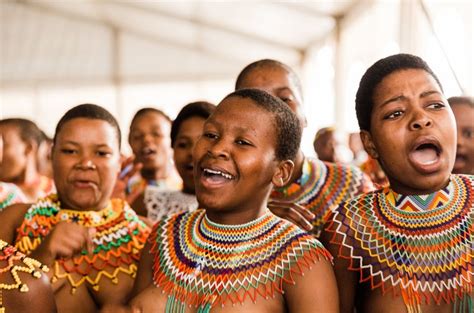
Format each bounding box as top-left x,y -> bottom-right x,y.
150,209 -> 331,312
0,239 -> 49,313
325,174 -> 473,312
14,194 -> 150,294
271,157 -> 373,236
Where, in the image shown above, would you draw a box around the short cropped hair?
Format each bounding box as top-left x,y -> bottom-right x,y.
235,59 -> 303,99
448,96 -> 474,108
130,108 -> 171,129
171,101 -> 216,147
0,118 -> 43,146
355,53 -> 443,132
223,88 -> 302,161
54,104 -> 121,148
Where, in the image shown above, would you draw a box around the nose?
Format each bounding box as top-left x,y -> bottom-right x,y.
75,156 -> 96,170
207,139 -> 230,160
409,110 -> 433,131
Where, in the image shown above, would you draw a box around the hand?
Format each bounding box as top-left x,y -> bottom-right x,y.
268,201 -> 315,231
30,222 -> 95,266
112,155 -> 143,202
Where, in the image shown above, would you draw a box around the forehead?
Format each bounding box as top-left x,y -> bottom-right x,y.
131,112 -> 170,128
56,118 -> 119,146
373,69 -> 442,106
452,104 -> 474,121
241,66 -> 299,93
177,116 -> 206,133
211,97 -> 276,135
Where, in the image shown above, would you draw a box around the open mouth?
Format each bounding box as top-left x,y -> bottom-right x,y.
140,147 -> 156,158
408,137 -> 443,173
411,142 -> 441,165
202,168 -> 235,180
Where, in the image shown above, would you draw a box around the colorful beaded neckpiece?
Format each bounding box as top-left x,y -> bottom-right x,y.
14,194 -> 150,294
325,174 -> 473,312
0,239 -> 49,313
271,157 -> 373,236
150,209 -> 331,312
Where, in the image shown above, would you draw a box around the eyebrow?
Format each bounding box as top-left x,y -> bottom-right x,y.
61,141 -> 112,148
380,90 -> 442,107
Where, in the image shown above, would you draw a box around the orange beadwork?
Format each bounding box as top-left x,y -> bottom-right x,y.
14,195 -> 150,294
151,209 -> 332,312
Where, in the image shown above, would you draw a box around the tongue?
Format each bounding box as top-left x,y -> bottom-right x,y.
207,174 -> 228,183
411,148 -> 437,165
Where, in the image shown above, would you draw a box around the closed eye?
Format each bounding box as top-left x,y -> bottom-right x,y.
61,148 -> 77,154
235,139 -> 252,146
97,151 -> 112,157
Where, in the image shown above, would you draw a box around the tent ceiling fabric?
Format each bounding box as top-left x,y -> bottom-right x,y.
1,0 -> 358,85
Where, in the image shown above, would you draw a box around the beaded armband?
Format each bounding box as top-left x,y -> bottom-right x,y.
0,239 -> 49,312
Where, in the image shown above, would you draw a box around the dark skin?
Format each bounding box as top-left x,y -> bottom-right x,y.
237,65 -> 315,231
0,118 -> 140,313
0,245 -> 56,313
108,96 -> 339,313
321,69 -> 472,313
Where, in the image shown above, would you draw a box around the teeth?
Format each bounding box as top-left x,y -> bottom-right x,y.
203,168 -> 233,180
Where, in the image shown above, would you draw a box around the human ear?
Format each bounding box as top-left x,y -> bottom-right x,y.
360,130 -> 379,159
272,160 -> 294,187
25,140 -> 38,157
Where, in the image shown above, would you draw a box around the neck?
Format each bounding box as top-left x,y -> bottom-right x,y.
287,150 -> 305,185
205,205 -> 268,226
15,160 -> 42,201
140,167 -> 168,182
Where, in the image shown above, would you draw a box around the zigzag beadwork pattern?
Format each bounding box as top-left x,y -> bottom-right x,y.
14,194 -> 150,294
150,209 -> 332,312
271,157 -> 373,236
325,174 -> 473,312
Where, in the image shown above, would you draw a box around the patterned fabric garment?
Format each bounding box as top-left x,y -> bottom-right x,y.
14,194 -> 150,294
0,239 -> 49,313
144,186 -> 198,222
150,209 -> 332,312
0,182 -> 27,211
325,174 -> 474,313
271,157 -> 374,237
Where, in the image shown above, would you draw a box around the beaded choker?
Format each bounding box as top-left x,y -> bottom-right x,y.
325,174 -> 473,312
150,209 -> 331,312
0,239 -> 49,313
271,157 -> 373,236
14,194 -> 150,294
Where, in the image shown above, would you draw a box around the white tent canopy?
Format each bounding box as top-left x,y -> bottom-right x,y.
1,0 -> 472,155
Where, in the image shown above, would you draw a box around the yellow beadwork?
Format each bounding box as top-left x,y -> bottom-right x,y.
0,239 -> 49,313
14,195 -> 150,294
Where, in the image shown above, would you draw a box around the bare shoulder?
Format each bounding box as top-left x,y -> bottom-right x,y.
283,246 -> 338,313
0,203 -> 31,243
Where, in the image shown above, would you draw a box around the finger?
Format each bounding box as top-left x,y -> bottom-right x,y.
291,203 -> 316,220
86,228 -> 96,254
269,205 -> 313,231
